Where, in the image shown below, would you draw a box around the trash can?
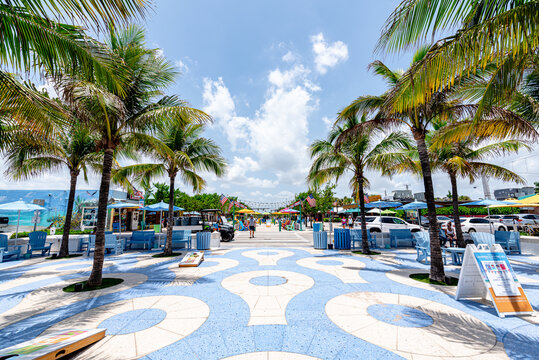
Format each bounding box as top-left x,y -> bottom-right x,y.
313,231 -> 328,249
313,223 -> 322,232
334,228 -> 351,249
196,232 -> 211,250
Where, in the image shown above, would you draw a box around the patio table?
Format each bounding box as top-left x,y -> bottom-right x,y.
445,247 -> 465,265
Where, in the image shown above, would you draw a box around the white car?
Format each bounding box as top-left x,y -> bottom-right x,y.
354,216 -> 423,233
444,217 -> 507,233
500,214 -> 539,230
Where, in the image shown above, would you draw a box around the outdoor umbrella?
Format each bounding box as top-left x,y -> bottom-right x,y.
107,203 -> 143,236
140,201 -> 183,231
0,199 -> 46,239
281,208 -> 299,213
395,201 -> 442,226
381,209 -> 396,215
462,199 -> 517,233
367,208 -> 381,214
236,209 -> 255,214
365,201 -> 403,209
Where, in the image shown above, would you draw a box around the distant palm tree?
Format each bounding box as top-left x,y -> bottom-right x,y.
308,115 -> 412,254
63,26 -> 211,286
4,121 -> 99,257
114,121 -> 226,255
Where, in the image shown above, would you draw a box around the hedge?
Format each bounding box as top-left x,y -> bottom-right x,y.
10,229 -> 92,239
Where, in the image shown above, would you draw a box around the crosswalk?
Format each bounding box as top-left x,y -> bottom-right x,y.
227,229 -> 312,248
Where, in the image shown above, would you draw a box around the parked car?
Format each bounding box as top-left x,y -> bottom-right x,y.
500,214 -> 539,230
443,217 -> 507,233
419,215 -> 452,228
354,216 -> 423,232
484,215 -> 502,222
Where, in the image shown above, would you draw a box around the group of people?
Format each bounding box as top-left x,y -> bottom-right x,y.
341,215 -> 354,229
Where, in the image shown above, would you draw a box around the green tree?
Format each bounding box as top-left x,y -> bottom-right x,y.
308,115 -> 412,254
64,26 -> 210,286
4,121 -> 98,257
114,121 -> 226,255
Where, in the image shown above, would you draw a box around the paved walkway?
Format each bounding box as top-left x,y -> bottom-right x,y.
0,229 -> 537,359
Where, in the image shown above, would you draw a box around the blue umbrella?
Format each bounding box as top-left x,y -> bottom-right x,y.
139,201 -> 183,211
396,201 -> 441,227
365,201 -> 403,209
0,199 -> 46,238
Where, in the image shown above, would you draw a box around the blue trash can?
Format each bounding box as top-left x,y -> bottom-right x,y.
313,223 -> 322,232
313,231 -> 328,249
334,228 -> 351,250
196,232 -> 211,250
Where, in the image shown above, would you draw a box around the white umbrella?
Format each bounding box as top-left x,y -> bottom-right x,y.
0,199 -> 46,238
367,208 -> 381,214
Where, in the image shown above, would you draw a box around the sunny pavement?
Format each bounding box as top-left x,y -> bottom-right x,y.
0,226 -> 537,359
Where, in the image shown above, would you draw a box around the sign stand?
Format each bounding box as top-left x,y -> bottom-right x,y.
456,244 -> 533,318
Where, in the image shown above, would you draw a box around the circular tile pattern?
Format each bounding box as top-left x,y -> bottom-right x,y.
316,259 -> 344,266
199,260 -> 219,268
55,264 -> 90,271
326,292 -> 500,358
263,251 -> 280,255
99,309 -> 167,335
221,352 -> 321,360
367,304 -> 433,328
249,275 -> 287,286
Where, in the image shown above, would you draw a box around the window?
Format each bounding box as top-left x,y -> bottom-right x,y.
470,218 -> 489,224
381,218 -> 394,224
393,218 -> 405,224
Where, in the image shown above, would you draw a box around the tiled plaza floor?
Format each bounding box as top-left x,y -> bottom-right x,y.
0,231 -> 537,359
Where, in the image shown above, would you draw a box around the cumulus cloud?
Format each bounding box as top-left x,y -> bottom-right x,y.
322,116 -> 333,130
310,33 -> 349,74
282,51 -> 296,63
175,59 -> 189,73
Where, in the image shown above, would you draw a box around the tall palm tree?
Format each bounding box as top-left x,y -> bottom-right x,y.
114,121 -> 226,255
377,0 -> 539,118
64,26 -> 211,286
336,48 -> 533,281
308,115 -> 412,254
4,121 -> 99,257
383,127 -> 529,247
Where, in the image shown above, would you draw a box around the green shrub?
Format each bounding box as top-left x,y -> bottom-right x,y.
10,228 -> 92,239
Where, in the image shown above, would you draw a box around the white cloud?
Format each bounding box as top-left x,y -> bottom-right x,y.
322,116 -> 333,130
37,80 -> 58,99
175,59 -> 189,73
310,33 -> 349,74
282,51 -> 296,63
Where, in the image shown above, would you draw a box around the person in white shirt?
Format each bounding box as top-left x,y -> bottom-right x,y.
249,215 -> 256,238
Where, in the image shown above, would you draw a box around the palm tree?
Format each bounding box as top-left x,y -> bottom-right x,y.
1,1 -> 149,148
4,121 -> 99,257
63,26 -> 211,286
383,126 -> 530,247
114,121 -> 226,255
308,115 -> 412,254
377,0 -> 539,118
336,48 -> 533,281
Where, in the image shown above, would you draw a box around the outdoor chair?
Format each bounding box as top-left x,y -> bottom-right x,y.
350,229 -> 377,250
286,221 -> 295,231
79,231 -> 114,252
86,234 -> 122,256
27,231 -> 52,257
0,234 -> 22,262
494,231 -> 521,254
171,230 -> 192,250
413,231 -> 448,265
470,232 -> 496,247
126,230 -> 155,250
389,229 -> 416,248
239,222 -> 248,231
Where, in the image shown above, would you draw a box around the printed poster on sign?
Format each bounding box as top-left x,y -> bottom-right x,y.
480,260 -> 520,296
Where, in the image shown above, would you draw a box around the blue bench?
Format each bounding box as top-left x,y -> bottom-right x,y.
86,234 -> 122,256
494,231 -> 521,254
79,231 -> 112,252
389,229 -> 416,248
313,231 -> 327,249
171,230 -> 192,250
350,229 -> 377,250
27,231 -> 53,257
0,234 -> 22,262
126,230 -> 155,250
413,231 -> 448,265
470,232 -> 496,247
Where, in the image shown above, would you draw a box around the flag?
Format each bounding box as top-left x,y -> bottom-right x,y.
228,201 -> 234,211
306,194 -> 316,207
364,195 -> 370,204
220,194 -> 228,205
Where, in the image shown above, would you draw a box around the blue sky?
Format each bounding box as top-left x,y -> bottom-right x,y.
1,1 -> 536,203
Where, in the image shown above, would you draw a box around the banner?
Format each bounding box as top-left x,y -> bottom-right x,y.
456,244 -> 533,317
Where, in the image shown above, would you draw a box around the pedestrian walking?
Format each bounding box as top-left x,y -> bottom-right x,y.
249,215 -> 256,238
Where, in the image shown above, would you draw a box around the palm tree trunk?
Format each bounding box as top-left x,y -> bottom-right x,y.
88,148 -> 114,287
448,171 -> 465,247
164,174 -> 175,255
59,171 -> 78,257
357,174 -> 370,253
413,128 -> 445,282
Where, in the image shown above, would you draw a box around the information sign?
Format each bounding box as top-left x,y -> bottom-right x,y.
456,244 -> 533,318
